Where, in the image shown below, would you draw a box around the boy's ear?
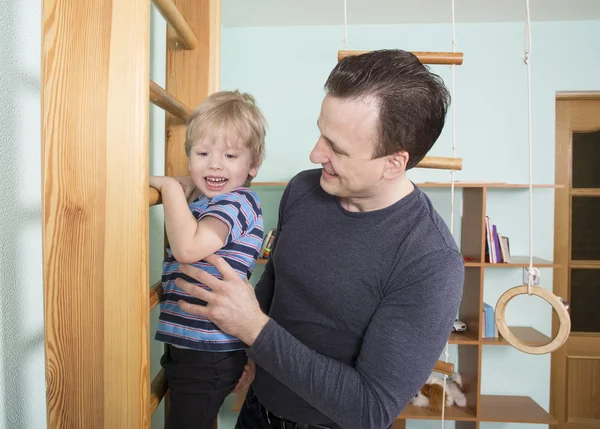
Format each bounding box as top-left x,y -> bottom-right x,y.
249,165 -> 258,178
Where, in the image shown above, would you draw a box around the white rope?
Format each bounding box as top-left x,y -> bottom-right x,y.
343,0 -> 348,49
524,0 -> 534,295
441,0 -> 456,427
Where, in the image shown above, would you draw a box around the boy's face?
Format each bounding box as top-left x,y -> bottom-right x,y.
188,124 -> 257,198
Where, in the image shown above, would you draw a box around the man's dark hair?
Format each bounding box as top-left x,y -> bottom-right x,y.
324,49 -> 451,170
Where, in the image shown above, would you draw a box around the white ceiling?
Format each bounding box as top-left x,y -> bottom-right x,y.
222,0 -> 600,27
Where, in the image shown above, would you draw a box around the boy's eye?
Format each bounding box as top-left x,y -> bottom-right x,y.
225,154 -> 237,159
196,152 -> 208,156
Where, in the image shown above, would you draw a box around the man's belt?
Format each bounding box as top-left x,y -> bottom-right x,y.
266,409 -> 332,429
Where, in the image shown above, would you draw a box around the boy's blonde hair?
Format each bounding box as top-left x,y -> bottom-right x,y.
185,90 -> 267,186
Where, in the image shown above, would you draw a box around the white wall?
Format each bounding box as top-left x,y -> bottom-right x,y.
0,1 -> 46,427
0,2 -> 168,428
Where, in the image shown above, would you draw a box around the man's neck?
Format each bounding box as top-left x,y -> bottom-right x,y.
340,175 -> 415,213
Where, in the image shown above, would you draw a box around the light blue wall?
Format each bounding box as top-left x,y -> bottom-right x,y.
150,4 -> 167,428
0,1 -> 46,427
214,19 -> 600,429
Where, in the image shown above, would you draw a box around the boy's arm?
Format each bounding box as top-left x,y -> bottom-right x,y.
150,176 -> 228,264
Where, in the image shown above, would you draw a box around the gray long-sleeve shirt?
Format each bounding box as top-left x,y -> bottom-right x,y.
247,169 -> 464,429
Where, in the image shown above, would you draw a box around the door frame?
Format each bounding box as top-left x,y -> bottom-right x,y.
550,91 -> 600,428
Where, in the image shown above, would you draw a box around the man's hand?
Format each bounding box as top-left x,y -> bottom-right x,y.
233,359 -> 256,393
175,255 -> 270,346
173,176 -> 196,199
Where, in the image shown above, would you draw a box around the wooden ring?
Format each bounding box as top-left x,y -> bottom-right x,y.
495,285 -> 571,355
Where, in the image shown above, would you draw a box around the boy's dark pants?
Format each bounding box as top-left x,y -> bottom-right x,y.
161,344 -> 247,429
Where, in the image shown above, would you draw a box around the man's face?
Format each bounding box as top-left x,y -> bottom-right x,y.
310,95 -> 389,199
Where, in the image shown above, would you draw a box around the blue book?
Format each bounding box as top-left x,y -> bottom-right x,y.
483,302 -> 495,338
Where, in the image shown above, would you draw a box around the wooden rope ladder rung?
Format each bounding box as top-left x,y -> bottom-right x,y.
433,360 -> 454,376
338,50 -> 464,65
151,0 -> 199,49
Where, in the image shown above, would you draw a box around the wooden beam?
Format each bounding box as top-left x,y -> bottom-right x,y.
42,0 -> 150,428
150,369 -> 168,414
149,280 -> 164,310
338,50 -> 464,65
164,2 -> 221,428
149,186 -> 162,206
149,80 -> 193,120
151,0 -> 199,49
166,0 -> 220,177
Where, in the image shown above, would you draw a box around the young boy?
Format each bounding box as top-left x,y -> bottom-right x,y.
150,90 -> 267,429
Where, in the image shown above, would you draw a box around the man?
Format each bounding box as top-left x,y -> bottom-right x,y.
175,49 -> 465,429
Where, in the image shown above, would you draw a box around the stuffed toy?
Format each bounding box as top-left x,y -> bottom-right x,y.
411,373 -> 467,411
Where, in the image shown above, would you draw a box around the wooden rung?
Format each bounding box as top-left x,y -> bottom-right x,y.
150,368 -> 168,414
417,156 -> 462,170
149,186 -> 162,206
433,360 -> 455,376
151,0 -> 199,49
338,50 -> 464,65
149,80 -> 193,121
149,280 -> 164,311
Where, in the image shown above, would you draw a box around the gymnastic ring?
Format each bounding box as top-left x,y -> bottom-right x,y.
495,285 -> 571,355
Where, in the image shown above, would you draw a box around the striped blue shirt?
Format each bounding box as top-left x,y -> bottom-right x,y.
155,188 -> 263,351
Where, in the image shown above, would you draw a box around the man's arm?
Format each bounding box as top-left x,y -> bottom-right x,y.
150,176 -> 228,264
247,248 -> 464,429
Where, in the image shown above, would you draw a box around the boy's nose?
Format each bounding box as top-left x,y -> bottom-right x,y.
208,154 -> 223,170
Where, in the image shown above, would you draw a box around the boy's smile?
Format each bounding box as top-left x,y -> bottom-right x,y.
204,175 -> 229,192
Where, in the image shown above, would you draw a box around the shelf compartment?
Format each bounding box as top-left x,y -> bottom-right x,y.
458,267 -> 482,346
481,326 -> 551,346
449,330 -> 479,345
398,404 -> 476,421
483,256 -> 558,268
398,395 -> 557,424
478,395 -> 558,424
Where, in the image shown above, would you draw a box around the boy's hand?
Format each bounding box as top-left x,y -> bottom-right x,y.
173,176 -> 196,199
149,176 -> 173,191
233,359 -> 256,393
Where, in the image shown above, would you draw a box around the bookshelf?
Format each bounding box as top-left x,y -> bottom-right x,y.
236,181 -> 560,428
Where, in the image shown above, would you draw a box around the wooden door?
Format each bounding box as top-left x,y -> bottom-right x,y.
552,95 -> 600,429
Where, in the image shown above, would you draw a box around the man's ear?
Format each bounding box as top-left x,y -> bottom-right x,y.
383,151 -> 409,179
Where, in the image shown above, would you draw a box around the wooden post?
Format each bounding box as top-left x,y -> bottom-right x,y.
163,1 -> 221,427
42,1 -> 150,428
166,0 -> 220,176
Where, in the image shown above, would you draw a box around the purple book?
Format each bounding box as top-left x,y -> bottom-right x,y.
492,225 -> 502,263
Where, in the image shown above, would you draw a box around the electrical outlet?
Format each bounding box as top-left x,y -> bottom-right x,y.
523,268 -> 540,285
